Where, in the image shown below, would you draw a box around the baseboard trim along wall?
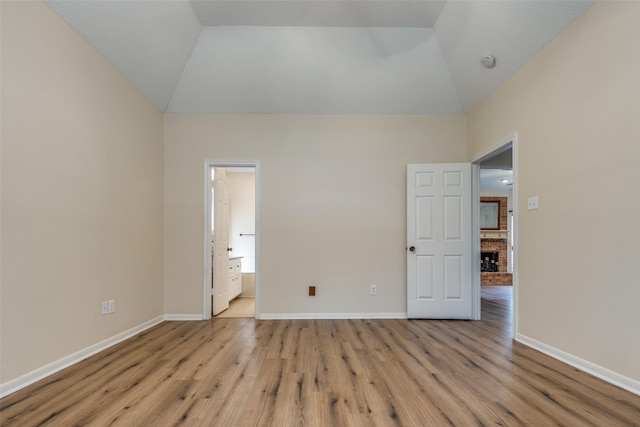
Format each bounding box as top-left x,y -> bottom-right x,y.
0,316 -> 165,399
259,312 -> 408,320
517,333 -> 640,396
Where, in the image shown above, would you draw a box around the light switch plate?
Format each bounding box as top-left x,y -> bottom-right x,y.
528,196 -> 539,210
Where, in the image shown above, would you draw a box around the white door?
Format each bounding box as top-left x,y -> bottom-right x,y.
212,167 -> 230,315
407,163 -> 473,319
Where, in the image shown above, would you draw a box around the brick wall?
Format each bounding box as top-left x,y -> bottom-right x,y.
482,272 -> 513,285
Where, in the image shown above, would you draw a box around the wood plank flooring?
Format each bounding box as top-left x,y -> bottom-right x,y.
2,287 -> 639,426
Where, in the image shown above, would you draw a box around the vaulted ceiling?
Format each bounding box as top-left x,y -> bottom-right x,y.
45,0 -> 594,114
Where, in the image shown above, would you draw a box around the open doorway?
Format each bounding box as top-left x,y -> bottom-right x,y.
472,135 -> 517,337
204,161 -> 260,320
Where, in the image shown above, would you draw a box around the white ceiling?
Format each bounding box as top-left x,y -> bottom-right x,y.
45,0 -> 594,114
480,169 -> 513,191
479,147 -> 512,190
190,0 -> 447,27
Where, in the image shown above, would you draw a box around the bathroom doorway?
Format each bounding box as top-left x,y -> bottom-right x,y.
204,161 -> 260,320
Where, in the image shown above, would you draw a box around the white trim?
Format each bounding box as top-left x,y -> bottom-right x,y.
470,133 -> 519,338
517,333 -> 640,396
469,134 -> 515,164
0,316 -> 164,398
204,160 -> 260,321
471,163 -> 481,320
259,312 -> 408,320
512,134 -> 519,337
254,164 -> 261,319
203,161 -> 213,320
164,314 -> 203,321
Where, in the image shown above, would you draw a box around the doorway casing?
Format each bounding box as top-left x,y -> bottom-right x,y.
203,160 -> 260,320
470,134 -> 518,338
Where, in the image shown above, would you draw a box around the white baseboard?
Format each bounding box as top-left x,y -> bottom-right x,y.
516,333 -> 640,396
0,315 -> 164,399
164,314 -> 203,321
259,312 -> 407,320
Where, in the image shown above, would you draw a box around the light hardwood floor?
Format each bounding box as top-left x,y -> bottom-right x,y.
2,287 -> 639,426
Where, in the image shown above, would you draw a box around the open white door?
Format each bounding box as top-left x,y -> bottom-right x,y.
407,163 -> 473,319
212,167 -> 230,315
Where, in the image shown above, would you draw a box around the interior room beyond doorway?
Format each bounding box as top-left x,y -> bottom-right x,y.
211,166 -> 256,318
479,148 -> 513,287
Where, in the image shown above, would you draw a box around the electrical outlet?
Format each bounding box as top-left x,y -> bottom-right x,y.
527,196 -> 539,210
101,301 -> 108,315
370,285 -> 377,296
108,299 -> 115,314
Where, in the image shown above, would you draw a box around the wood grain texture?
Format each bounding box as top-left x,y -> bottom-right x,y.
2,287 -> 639,426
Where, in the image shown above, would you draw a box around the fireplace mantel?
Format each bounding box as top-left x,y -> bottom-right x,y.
480,230 -> 509,239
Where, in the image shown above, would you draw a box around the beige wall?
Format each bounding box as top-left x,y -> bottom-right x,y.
480,189 -> 510,198
1,2 -> 165,383
468,2 -> 640,382
164,115 -> 466,316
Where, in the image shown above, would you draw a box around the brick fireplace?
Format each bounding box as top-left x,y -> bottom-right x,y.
481,251 -> 499,272
480,197 -> 512,285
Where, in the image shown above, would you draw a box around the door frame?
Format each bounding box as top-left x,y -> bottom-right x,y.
469,133 -> 518,338
203,160 -> 261,320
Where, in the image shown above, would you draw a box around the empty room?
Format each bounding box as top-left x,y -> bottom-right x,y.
2,0 -> 639,425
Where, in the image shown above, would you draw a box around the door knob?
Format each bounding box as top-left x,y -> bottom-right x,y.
227,247 -> 232,252
409,246 -> 415,252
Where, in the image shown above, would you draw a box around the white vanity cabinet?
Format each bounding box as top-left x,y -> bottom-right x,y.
228,257 -> 242,301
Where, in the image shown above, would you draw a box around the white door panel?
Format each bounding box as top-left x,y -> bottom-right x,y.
416,255 -> 434,298
408,163 -> 472,319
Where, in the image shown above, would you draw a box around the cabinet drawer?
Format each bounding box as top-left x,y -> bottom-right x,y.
229,273 -> 242,299
229,259 -> 242,274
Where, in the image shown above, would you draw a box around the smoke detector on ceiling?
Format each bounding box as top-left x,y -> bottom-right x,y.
481,54 -> 496,69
